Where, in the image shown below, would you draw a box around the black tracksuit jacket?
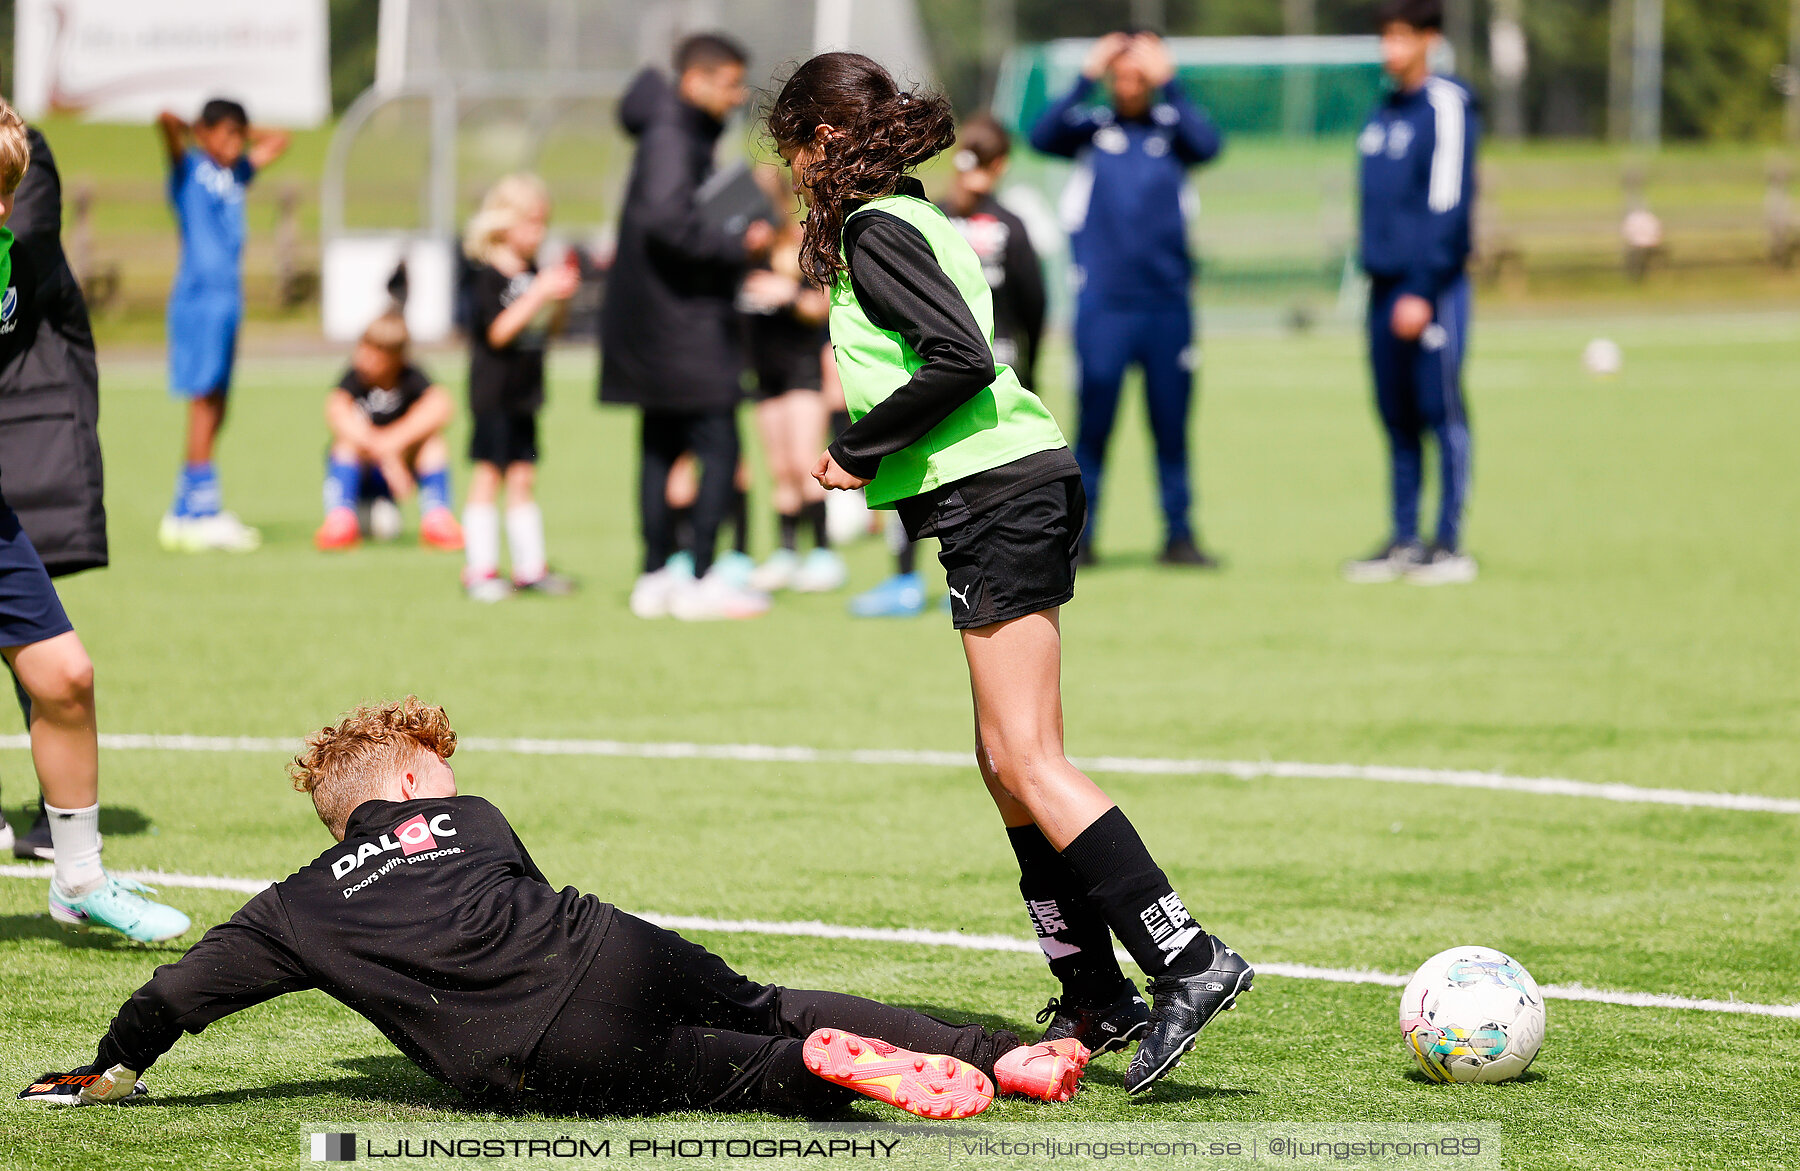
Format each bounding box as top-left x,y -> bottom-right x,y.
90,797 -> 614,1100
598,68 -> 748,413
0,127 -> 106,574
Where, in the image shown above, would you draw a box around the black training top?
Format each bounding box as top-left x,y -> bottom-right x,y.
742,272 -> 828,394
336,364 -> 433,428
938,194 -> 1047,391
467,263 -> 548,415
92,796 -> 614,1099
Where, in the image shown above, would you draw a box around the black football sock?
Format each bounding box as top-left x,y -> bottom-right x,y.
729,489 -> 750,555
802,500 -> 829,550
670,506 -> 695,558
777,510 -> 801,552
896,540 -> 917,576
1058,807 -> 1210,979
1007,823 -> 1127,1006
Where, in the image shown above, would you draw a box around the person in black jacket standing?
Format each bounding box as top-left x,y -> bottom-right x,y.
0,113 -> 108,860
601,35 -> 774,621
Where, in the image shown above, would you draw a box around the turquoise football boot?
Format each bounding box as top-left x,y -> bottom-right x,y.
49,874 -> 191,943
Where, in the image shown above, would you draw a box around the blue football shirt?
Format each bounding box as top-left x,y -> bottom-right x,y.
168,148 -> 255,298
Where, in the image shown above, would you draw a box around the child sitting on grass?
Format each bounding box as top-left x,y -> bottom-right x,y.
314,313 -> 462,552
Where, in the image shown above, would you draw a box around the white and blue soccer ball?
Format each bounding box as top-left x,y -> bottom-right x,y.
1399,945 -> 1545,1084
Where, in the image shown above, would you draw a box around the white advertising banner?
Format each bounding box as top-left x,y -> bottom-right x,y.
13,0 -> 331,126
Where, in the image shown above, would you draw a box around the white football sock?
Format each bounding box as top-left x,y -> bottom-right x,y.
506,502 -> 547,583
464,503 -> 500,578
46,802 -> 104,897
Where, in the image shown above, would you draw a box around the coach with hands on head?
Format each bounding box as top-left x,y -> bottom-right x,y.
1030,30 -> 1223,568
600,34 -> 774,620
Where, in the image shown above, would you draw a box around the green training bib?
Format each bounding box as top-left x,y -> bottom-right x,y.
830,193 -> 1066,508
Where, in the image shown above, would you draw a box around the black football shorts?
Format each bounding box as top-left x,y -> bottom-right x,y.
933,475 -> 1084,631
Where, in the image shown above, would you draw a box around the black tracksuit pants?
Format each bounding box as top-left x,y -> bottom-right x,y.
525,913 -> 1021,1116
640,409 -> 738,578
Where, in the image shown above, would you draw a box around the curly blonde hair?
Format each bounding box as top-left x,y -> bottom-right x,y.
289,697 -> 458,839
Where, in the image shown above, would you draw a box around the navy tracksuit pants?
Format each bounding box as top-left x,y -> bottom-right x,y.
1368,276 -> 1472,552
1073,299 -> 1195,544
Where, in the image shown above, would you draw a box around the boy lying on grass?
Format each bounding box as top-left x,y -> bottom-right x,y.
20,698 -> 1086,1118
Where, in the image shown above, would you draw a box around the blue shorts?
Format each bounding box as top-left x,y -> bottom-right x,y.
167,292 -> 241,398
0,505 -> 73,649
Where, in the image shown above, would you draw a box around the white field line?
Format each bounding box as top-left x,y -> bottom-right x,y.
2,863 -> 1794,1020
0,733 -> 1794,815
0,864 -> 273,894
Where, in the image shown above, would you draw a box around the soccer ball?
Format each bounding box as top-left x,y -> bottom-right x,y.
1582,337 -> 1623,376
1399,946 -> 1545,1083
368,497 -> 404,542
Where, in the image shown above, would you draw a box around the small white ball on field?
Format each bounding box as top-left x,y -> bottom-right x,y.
369,497 -> 403,542
1583,338 -> 1623,377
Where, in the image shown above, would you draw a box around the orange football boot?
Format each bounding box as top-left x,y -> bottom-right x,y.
993,1037 -> 1089,1102
802,1029 -> 993,1119
314,507 -> 360,551
419,507 -> 465,551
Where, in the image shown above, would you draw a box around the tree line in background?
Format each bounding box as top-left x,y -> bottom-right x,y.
0,0 -> 1791,141
916,0 -> 1796,141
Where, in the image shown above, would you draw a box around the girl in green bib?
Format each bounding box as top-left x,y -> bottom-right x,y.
769,53 -> 1252,1096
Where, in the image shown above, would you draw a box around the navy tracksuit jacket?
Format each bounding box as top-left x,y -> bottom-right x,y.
1359,75 -> 1479,552
1030,77 -> 1222,545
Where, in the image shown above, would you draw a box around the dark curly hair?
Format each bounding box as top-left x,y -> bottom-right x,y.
766,53 -> 955,287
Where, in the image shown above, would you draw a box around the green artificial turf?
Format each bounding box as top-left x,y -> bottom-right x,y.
1,313 -> 1795,1169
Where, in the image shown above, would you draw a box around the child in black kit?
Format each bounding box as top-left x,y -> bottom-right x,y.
461,173 -> 579,602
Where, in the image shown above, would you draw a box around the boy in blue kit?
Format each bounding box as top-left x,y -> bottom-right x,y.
1342,0 -> 1480,586
0,101 -> 189,941
1029,31 -> 1223,568
155,99 -> 290,554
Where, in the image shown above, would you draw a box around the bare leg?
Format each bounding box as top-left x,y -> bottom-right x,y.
784,390 -> 829,510
963,609 -> 1112,846
3,633 -> 96,810
503,460 -> 536,507
413,433 -> 450,475
756,396 -> 802,517
466,460 -> 502,506
184,392 -> 227,466
966,608 -> 1218,1015
667,453 -> 699,511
